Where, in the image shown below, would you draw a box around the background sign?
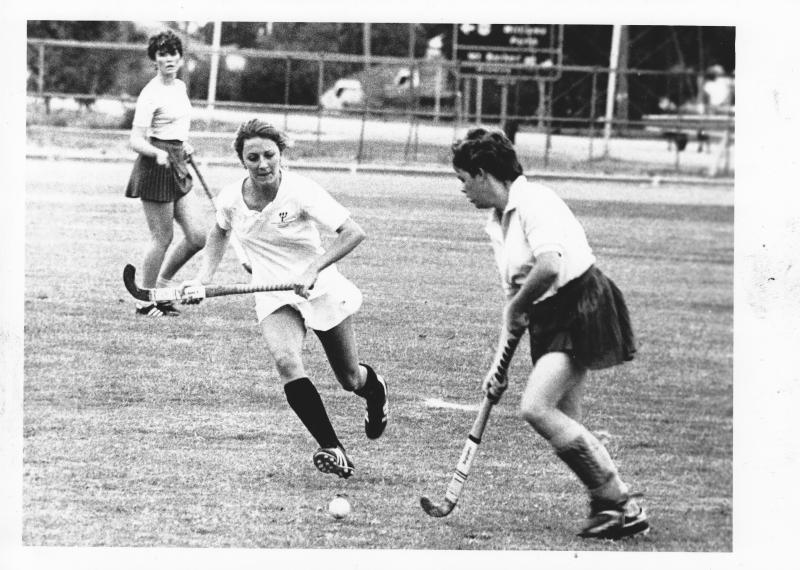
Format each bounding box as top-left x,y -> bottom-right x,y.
455,24 -> 562,78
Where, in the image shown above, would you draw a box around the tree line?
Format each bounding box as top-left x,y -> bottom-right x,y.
27,21 -> 734,120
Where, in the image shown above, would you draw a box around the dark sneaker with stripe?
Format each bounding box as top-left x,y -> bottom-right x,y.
313,446 -> 355,479
364,374 -> 388,439
156,301 -> 181,316
135,302 -> 173,317
578,495 -> 650,540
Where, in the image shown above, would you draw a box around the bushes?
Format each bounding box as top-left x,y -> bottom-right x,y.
26,100 -> 134,130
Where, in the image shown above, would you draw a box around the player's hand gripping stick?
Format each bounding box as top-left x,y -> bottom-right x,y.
122,264 -> 297,303
420,328 -> 524,517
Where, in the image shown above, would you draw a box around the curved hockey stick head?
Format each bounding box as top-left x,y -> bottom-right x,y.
420,496 -> 456,518
122,264 -> 151,301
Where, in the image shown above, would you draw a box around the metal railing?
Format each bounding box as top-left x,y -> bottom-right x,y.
26,38 -> 735,177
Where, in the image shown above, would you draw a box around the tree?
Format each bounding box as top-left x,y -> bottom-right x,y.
27,21 -> 148,103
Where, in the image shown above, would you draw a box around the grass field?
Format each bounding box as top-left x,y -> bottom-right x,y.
23,159 -> 733,551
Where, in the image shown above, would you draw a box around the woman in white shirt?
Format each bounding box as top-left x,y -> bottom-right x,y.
182,119 -> 387,479
451,127 -> 649,540
125,30 -> 206,317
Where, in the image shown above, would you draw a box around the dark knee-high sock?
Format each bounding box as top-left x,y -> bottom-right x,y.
353,363 -> 379,400
283,377 -> 340,448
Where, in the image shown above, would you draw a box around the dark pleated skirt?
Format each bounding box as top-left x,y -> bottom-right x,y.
528,265 -> 637,370
125,138 -> 192,202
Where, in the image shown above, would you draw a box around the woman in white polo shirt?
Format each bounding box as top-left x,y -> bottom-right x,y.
183,119 -> 387,479
451,127 -> 649,540
125,30 -> 206,317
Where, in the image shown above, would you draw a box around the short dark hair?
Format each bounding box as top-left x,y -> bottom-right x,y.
451,127 -> 523,182
233,119 -> 289,162
147,31 -> 183,61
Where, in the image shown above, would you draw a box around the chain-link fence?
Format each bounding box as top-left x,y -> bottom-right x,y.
27,38 -> 734,178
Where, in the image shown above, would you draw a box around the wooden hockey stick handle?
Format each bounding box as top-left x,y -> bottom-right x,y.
123,264 -> 295,302
203,283 -> 297,298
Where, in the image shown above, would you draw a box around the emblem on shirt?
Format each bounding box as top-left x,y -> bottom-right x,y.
271,210 -> 297,227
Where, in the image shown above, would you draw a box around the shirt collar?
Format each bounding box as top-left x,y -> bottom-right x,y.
489,175 -> 527,225
504,175 -> 527,213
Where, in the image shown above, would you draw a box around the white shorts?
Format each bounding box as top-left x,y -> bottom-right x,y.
254,275 -> 363,331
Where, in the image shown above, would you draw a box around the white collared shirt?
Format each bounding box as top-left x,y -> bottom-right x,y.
215,169 -> 351,296
485,176 -> 595,301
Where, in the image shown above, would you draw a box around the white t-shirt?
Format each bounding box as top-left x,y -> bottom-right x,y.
485,176 -> 595,301
132,76 -> 192,141
703,76 -> 734,108
215,169 -> 351,298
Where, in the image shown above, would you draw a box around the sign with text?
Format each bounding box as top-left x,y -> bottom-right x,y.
455,24 -> 562,79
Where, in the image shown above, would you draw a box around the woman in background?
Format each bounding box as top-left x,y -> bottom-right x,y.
125,30 -> 206,317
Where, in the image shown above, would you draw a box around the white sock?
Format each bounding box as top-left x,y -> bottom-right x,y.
156,276 -> 177,288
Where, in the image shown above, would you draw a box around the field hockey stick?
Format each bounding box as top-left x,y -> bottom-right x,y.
123,264 -> 296,303
420,328 -> 524,518
186,155 -> 253,275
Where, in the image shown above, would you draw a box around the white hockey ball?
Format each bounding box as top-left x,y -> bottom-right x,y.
328,496 -> 351,519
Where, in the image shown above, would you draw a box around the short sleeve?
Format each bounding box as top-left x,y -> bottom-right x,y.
298,177 -> 350,232
517,196 -> 565,258
132,83 -> 156,128
213,181 -> 241,231
215,208 -> 232,231
527,225 -> 565,258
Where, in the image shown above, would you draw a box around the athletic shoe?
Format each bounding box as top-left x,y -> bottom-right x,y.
135,303 -> 172,317
578,494 -> 650,540
364,374 -> 388,439
313,446 -> 355,479
156,301 -> 181,316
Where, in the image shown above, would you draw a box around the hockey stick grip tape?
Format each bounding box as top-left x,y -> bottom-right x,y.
443,439 -> 480,504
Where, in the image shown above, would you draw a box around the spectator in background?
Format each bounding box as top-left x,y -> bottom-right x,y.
701,64 -> 735,115
125,30 -> 206,317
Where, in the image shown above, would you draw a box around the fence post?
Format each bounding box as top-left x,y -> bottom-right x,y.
462,77 -> 471,124
37,43 -> 45,97
316,58 -> 324,153
673,109 -> 682,172
475,76 -> 483,124
588,69 -> 597,161
37,43 -> 49,113
544,81 -> 552,169
356,101 -> 368,164
284,58 -> 291,131
207,20 -> 222,127
499,79 -> 509,133
434,62 -> 442,123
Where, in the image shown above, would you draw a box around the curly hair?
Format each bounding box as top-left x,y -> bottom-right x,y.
451,127 -> 523,182
147,30 -> 184,61
233,119 -> 290,162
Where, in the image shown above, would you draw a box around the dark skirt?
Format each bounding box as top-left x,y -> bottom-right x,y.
528,265 -> 636,370
125,138 -> 193,202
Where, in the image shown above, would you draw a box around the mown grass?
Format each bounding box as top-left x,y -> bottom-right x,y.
23,161 -> 733,550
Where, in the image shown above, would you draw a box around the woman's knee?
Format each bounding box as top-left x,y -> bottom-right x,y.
174,198 -> 208,249
519,394 -> 554,429
149,230 -> 173,251
185,228 -> 206,251
272,351 -> 305,380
